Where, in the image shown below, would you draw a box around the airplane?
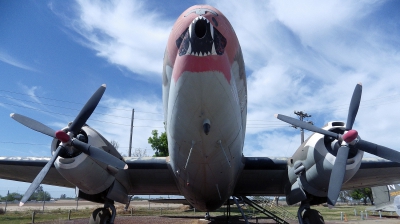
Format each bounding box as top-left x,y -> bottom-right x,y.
370,184 -> 400,215
2,4 -> 400,224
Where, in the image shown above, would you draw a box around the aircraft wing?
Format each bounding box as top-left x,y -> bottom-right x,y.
0,156 -> 180,195
233,157 -> 400,196
2,156 -> 400,197
342,158 -> 400,190
233,157 -> 288,196
0,157 -> 73,187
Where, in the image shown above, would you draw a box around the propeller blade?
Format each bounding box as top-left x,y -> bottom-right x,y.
327,146 -> 350,206
19,145 -> 63,206
69,84 -> 106,135
71,139 -> 128,170
275,114 -> 339,139
346,83 -> 362,130
10,113 -> 56,138
356,139 -> 400,163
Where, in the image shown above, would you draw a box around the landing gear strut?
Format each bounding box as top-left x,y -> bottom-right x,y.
89,201 -> 116,224
297,201 -> 324,224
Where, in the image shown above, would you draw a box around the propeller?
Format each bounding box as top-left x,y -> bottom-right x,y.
10,84 -> 127,206
275,83 -> 400,206
10,113 -> 56,138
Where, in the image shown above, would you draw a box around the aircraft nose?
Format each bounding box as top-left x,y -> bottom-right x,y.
176,16 -> 226,57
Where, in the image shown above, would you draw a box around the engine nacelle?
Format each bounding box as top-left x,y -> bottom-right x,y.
285,121 -> 363,205
51,125 -> 128,204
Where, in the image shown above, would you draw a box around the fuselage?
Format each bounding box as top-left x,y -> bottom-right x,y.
163,5 -> 247,211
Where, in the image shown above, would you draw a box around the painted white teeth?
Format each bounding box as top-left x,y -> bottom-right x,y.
189,23 -> 193,38
210,24 -> 214,39
211,43 -> 217,55
186,42 -> 192,55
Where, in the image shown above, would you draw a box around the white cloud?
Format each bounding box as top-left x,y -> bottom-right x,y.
62,0 -> 173,77
206,0 -> 400,155
245,130 -> 305,157
89,95 -> 164,157
19,84 -> 42,104
52,0 -> 400,157
0,51 -> 39,72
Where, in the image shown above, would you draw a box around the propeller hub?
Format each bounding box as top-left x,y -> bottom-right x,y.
343,130 -> 358,143
56,130 -> 71,143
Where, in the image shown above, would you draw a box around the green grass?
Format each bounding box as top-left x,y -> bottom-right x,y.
0,208 -> 94,224
0,204 -> 397,223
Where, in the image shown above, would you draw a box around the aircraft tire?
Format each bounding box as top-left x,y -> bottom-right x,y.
303,209 -> 325,224
89,208 -> 111,224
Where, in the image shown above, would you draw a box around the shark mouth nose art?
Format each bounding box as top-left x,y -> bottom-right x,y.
176,16 -> 227,57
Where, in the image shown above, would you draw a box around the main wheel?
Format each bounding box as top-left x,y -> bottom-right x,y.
89,208 -> 111,224
303,209 -> 324,224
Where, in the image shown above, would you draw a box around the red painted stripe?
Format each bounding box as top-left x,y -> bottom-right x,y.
172,54 -> 231,83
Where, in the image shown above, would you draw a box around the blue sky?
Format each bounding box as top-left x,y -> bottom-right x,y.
1,0 -> 400,198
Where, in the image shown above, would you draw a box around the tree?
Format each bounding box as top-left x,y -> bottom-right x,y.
350,188 -> 373,205
29,185 -> 51,201
339,190 -> 351,203
6,192 -> 22,201
131,148 -> 148,157
148,130 -> 168,157
110,140 -> 119,150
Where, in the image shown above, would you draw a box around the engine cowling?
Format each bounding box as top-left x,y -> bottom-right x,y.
51,125 -> 129,204
285,121 -> 363,205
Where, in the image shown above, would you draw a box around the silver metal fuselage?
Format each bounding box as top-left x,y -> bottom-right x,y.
162,5 -> 247,211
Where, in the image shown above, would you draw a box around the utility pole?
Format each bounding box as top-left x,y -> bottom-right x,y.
5,190 -> 8,213
42,185 -> 45,211
293,111 -> 313,144
129,109 -> 135,157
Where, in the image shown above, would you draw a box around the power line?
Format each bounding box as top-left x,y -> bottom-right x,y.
3,88 -> 400,122
0,141 -> 148,149
0,89 -> 163,115
0,95 -> 164,120
1,101 -> 296,128
0,101 -> 163,122
0,141 -> 50,146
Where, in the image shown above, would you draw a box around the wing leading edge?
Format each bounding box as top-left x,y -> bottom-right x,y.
0,157 -> 73,188
0,156 -> 180,195
1,156 -> 400,197
234,157 -> 400,196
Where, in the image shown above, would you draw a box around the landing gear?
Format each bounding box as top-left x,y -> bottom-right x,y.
297,201 -> 325,224
205,212 -> 210,220
89,202 -> 116,224
89,208 -> 111,224
303,209 -> 324,224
